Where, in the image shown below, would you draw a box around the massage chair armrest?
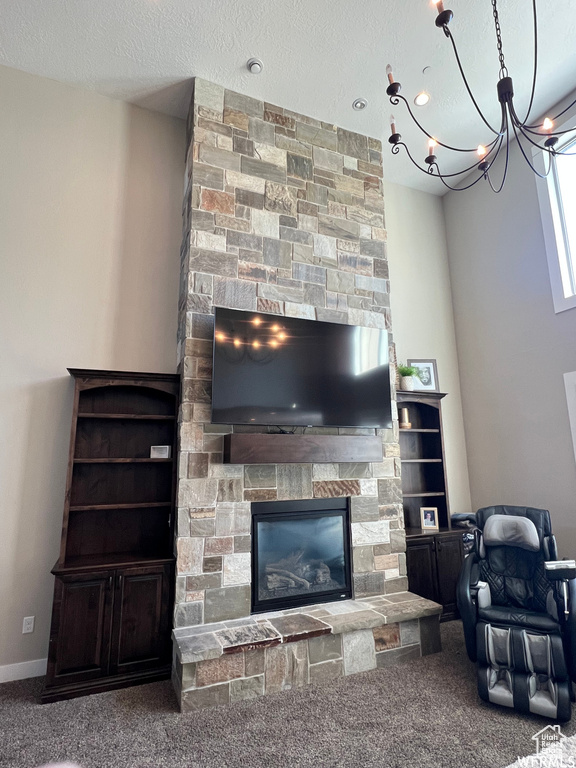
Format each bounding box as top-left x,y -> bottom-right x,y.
457,552 -> 480,662
545,559 -> 576,582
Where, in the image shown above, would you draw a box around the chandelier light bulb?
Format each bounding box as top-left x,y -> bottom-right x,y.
542,117 -> 554,131
477,144 -> 488,157
386,64 -> 394,85
434,0 -> 445,13
428,138 -> 437,156
390,114 -> 397,134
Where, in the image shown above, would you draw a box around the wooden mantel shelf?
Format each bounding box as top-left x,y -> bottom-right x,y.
223,433 -> 383,464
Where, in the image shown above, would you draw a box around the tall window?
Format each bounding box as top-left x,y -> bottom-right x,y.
535,131 -> 576,313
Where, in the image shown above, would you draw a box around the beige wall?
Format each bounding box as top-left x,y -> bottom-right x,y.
443,136 -> 576,554
0,65 -> 185,671
385,181 -> 472,515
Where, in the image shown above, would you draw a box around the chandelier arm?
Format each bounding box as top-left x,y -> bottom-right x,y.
388,95 -> 491,152
521,125 -> 574,137
520,0 -> 538,124
524,96 -> 576,131
485,130 -> 509,193
444,27 -> 502,136
426,152 -> 500,179
510,103 -> 576,157
542,96 -> 576,127
435,170 -> 489,193
510,118 -> 550,178
390,142 -> 447,177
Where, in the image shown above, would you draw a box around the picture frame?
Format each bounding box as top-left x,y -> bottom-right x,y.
420,506 -> 439,530
407,359 -> 439,392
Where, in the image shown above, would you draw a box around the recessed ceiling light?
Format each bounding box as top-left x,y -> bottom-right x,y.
414,91 -> 431,107
352,98 -> 368,111
247,58 -> 263,74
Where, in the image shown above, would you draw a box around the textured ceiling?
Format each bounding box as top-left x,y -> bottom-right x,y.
1,0 -> 575,193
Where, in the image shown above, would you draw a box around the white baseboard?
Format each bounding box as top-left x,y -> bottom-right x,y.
0,658 -> 47,683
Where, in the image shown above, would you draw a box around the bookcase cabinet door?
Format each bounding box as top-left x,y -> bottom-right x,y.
47,571 -> 114,687
406,540 -> 438,604
435,533 -> 464,620
110,564 -> 173,676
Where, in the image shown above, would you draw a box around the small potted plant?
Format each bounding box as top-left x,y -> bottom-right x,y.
398,363 -> 419,391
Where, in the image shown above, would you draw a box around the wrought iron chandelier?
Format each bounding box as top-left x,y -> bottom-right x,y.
386,0 -> 576,192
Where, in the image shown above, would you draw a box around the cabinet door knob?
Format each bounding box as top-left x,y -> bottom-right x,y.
437,539 -> 443,552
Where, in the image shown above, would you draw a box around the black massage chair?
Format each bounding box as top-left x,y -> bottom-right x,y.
457,505 -> 576,721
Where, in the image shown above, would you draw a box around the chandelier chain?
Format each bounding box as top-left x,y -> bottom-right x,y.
491,0 -> 508,77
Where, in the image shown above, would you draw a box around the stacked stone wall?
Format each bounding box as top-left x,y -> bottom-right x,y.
175,78 -> 405,630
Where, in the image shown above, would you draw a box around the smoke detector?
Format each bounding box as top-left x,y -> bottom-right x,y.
247,58 -> 263,75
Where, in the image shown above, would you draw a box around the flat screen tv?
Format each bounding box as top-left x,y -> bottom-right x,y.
211,307 -> 392,429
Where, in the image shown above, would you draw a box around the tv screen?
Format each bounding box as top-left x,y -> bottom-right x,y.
211,307 -> 392,429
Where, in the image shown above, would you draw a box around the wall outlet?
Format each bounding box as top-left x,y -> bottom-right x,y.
22,616 -> 35,634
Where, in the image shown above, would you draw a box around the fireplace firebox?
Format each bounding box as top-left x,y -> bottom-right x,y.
251,498 -> 352,613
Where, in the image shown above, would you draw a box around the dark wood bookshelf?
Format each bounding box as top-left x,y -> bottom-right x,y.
42,369 -> 179,704
397,391 -> 463,621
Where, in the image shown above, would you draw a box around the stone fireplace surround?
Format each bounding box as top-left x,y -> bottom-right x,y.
172,79 -> 442,710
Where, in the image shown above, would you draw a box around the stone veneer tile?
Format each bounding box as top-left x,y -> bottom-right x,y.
308,633 -> 342,664
400,619 -> 420,646
373,623 -> 401,651
309,659 -> 344,684
244,464 -> 277,488
354,572 -> 386,597
313,480 -> 361,498
351,521 -> 390,546
350,496 -> 379,522
176,537 -> 204,575
177,632 -> 223,664
181,681 -> 230,711
204,585 -> 251,623
174,601 -> 203,628
215,623 -> 281,654
276,464 -> 313,500
321,610 -> 384,634
222,552 -> 251,586
265,641 -> 308,693
375,644 -> 421,668
230,675 -> 265,702
268,614 -> 331,643
196,653 -> 244,687
342,629 -> 376,675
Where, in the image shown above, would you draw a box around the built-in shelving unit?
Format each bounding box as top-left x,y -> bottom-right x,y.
397,390 -> 463,621
42,369 -> 179,703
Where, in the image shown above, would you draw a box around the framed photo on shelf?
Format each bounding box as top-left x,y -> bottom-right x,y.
408,359 -> 439,392
420,506 -> 439,530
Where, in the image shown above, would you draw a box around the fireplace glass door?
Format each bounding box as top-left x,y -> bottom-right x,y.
251,498 -> 352,613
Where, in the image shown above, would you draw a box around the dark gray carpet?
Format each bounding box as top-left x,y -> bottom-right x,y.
1,622 -> 574,768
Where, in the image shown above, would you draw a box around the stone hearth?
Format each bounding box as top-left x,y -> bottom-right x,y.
172,592 -> 442,711
172,78 -> 436,710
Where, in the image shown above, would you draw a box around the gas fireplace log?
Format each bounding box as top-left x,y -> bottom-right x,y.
264,566 -> 311,589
